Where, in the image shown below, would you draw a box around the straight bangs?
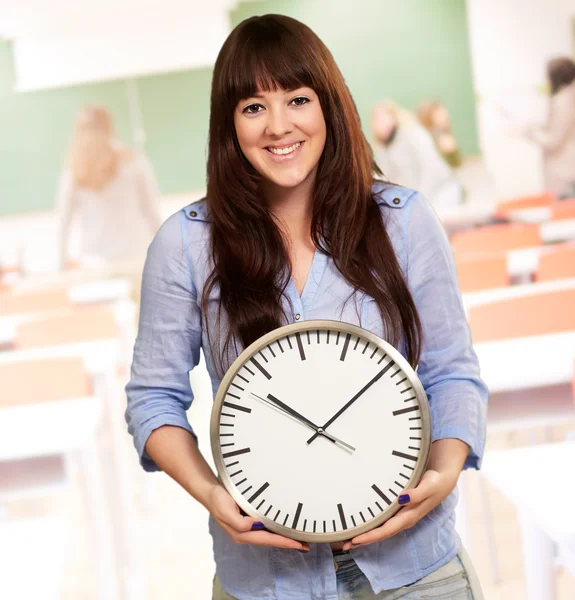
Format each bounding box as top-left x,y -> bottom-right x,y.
218,18 -> 327,109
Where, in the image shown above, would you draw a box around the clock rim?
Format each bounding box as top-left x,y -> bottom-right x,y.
210,319 -> 431,543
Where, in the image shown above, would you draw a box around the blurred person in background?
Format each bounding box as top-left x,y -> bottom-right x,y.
417,101 -> 462,168
372,100 -> 464,212
56,105 -> 162,270
508,57 -> 575,199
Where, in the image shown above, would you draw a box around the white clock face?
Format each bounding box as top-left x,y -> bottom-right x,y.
211,320 -> 431,542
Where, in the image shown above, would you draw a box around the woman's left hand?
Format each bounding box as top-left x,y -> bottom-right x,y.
341,468 -> 459,551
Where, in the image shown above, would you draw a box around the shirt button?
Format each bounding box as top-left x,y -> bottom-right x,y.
295,313 -> 301,321
190,210 -> 197,217
393,198 -> 401,205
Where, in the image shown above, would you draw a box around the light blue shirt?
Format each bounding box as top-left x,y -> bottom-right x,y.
125,182 -> 488,599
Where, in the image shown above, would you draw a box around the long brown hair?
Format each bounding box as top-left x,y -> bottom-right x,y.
204,14 -> 422,372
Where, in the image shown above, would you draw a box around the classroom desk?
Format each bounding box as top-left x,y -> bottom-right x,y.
481,442 -> 575,600
439,205 -> 495,233
462,278 -> 575,311
449,218 -> 575,280
504,207 -> 552,223
455,323 -> 575,571
0,396 -> 122,600
463,278 -> 575,402
475,331 -> 575,434
475,330 -> 575,395
497,240 -> 573,281
455,243 -> 570,282
68,278 -> 132,304
0,338 -> 120,371
9,261 -> 142,292
541,218 -> 575,244
0,298 -> 137,366
0,339 -> 138,599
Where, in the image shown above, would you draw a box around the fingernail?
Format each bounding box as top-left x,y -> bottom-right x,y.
251,522 -> 265,531
398,494 -> 411,505
297,549 -> 309,553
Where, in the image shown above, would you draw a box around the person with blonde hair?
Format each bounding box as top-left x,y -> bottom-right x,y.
417,101 -> 462,169
57,105 -> 162,269
372,100 -> 463,212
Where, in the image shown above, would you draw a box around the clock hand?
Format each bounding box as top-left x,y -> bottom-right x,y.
249,392 -> 355,452
306,361 -> 395,445
250,393 -> 330,439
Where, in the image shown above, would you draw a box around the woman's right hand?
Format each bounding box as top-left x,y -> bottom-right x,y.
205,484 -> 310,552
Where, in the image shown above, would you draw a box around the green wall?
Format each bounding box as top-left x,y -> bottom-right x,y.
0,0 -> 477,216
231,0 -> 478,154
0,41 -> 211,216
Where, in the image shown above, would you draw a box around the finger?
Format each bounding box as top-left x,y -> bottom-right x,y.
216,500 -> 259,533
344,499 -> 436,549
220,522 -> 310,551
397,471 -> 440,507
239,530 -> 311,551
222,512 -> 259,533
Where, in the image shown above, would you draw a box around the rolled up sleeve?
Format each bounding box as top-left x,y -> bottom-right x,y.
125,210 -> 202,472
403,193 -> 488,469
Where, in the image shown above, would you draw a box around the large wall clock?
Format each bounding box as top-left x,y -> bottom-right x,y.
210,320 -> 431,542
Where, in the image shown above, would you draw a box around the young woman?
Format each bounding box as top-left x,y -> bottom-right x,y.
126,14 -> 487,599
57,106 -> 162,269
522,57 -> 575,199
503,57 -> 575,199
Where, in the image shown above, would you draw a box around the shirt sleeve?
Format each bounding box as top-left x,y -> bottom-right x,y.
403,192 -> 488,469
125,210 -> 202,472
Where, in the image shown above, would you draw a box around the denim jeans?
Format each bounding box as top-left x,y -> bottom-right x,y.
212,547 -> 484,599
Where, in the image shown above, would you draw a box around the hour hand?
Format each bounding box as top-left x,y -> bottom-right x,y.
250,392 -> 355,452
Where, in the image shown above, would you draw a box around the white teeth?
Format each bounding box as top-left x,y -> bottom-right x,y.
268,142 -> 301,155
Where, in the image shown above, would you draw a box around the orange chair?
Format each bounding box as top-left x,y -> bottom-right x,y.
456,255 -> 510,292
15,306 -> 118,350
494,191 -> 556,218
0,288 -> 72,316
0,357 -> 90,407
550,198 -> 575,221
450,223 -> 542,259
535,243 -> 575,282
468,288 -> 575,343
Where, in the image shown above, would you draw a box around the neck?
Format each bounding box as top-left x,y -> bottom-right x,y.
263,178 -> 315,245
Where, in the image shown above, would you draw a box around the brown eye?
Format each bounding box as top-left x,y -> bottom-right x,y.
243,104 -> 263,115
291,97 -> 310,107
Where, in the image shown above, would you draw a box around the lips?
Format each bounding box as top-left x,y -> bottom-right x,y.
266,141 -> 304,156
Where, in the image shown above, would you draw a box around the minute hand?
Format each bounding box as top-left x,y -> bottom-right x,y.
306,360 -> 395,445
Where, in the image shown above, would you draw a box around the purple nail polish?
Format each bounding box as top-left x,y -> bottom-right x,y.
398,494 -> 411,505
251,522 -> 265,531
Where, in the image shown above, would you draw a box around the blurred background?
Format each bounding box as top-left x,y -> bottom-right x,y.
1,0 -> 575,598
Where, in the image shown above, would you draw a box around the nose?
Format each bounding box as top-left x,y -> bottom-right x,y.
265,106 -> 293,137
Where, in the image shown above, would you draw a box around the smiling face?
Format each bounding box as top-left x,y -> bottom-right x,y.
233,87 -> 327,195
